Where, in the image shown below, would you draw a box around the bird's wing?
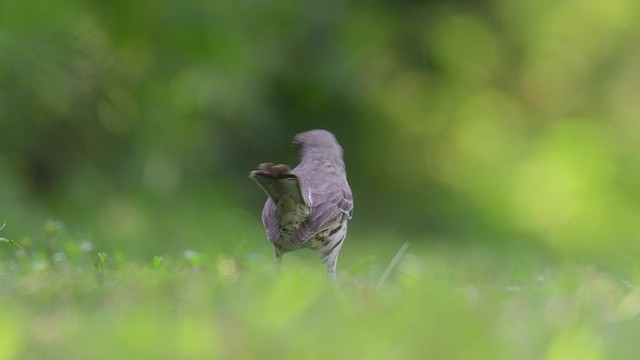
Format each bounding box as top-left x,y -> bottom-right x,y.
293,187 -> 353,245
261,197 -> 281,242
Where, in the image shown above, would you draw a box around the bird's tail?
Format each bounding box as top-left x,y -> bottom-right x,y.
249,163 -> 305,205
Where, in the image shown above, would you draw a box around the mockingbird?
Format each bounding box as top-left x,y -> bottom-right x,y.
250,129 -> 353,279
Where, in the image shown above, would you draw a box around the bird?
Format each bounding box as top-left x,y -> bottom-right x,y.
249,129 -> 353,279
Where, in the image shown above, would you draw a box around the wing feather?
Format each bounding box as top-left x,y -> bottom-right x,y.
261,197 -> 281,242
294,187 -> 353,244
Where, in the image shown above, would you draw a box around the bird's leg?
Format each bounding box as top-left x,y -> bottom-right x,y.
323,233 -> 346,280
274,247 -> 283,267
326,260 -> 337,280
323,250 -> 341,281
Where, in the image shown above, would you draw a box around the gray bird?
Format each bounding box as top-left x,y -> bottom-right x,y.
249,129 -> 353,279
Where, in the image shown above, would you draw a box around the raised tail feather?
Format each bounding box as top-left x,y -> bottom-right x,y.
249,163 -> 305,205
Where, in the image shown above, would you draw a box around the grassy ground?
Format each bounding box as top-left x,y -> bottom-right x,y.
1,224 -> 639,360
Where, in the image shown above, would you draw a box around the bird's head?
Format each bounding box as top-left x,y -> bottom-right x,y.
292,129 -> 344,164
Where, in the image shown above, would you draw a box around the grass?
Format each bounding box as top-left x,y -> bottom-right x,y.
1,223 -> 639,359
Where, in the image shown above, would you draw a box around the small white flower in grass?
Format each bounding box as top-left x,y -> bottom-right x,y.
52,252 -> 66,262
80,240 -> 94,253
183,249 -> 203,266
183,249 -> 197,260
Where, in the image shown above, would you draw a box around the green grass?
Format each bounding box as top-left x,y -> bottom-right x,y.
1,225 -> 639,360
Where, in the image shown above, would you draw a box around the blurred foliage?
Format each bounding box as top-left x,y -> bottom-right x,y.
3,1 -> 640,357
1,0 -> 640,259
1,236 -> 640,359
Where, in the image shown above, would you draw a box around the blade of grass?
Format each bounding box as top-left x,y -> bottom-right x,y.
376,242 -> 409,290
0,237 -> 23,250
0,222 -> 23,249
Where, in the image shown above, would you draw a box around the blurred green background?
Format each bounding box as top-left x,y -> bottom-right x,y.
3,1 -> 640,359
2,0 -> 640,258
